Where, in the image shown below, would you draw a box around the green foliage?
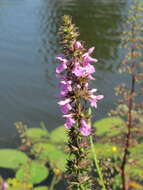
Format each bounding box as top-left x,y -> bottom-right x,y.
7,178 -> 33,190
0,149 -> 29,169
16,161 -> 49,184
33,187 -> 48,190
126,144 -> 143,180
25,128 -> 49,142
90,143 -> 120,159
32,143 -> 67,172
129,144 -> 143,164
50,125 -> 67,144
93,117 -> 126,137
126,164 -> 143,180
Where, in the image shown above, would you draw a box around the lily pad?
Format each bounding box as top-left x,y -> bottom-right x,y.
0,149 -> 29,169
94,117 -> 126,137
16,161 -> 49,184
25,128 -> 49,142
50,126 -> 67,144
32,143 -> 67,172
34,187 -> 48,190
89,143 -> 121,159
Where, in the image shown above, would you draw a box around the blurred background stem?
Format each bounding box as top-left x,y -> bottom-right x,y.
90,136 -> 106,190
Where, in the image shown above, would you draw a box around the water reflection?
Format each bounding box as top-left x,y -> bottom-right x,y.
39,0 -> 127,75
61,0 -> 127,69
0,0 -> 129,137
38,0 -> 128,122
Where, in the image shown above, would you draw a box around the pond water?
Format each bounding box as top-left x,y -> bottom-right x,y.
0,0 -> 130,139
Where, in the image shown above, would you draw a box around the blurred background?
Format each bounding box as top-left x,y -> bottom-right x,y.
0,0 -> 130,141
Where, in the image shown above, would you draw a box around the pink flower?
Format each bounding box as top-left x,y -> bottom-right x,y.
56,64 -> 67,73
56,55 -> 68,73
58,98 -> 71,105
59,80 -> 72,94
84,64 -> 95,74
58,98 -> 72,114
72,62 -> 95,78
60,103 -> 72,114
63,114 -> 75,128
80,120 -> 91,136
89,95 -> 104,108
88,75 -> 95,80
56,41 -> 103,134
56,55 -> 68,62
89,89 -> 97,93
59,80 -> 72,97
72,62 -> 84,77
82,47 -> 98,66
1,181 -> 8,190
74,41 -> 83,49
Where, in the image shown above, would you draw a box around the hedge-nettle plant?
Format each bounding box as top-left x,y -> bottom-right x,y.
56,15 -> 103,190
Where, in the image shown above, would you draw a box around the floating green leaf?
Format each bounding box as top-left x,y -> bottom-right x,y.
126,164 -> 143,180
50,126 -> 67,144
89,143 -> 121,159
32,143 -> 67,172
7,178 -> 33,190
25,128 -> 49,142
93,117 -> 126,137
0,149 -> 29,169
16,161 -> 49,184
34,187 -> 48,190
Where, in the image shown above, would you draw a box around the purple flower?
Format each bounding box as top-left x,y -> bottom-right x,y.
72,62 -> 95,78
1,181 -> 8,190
80,120 -> 91,136
74,41 -> 83,49
82,47 -> 98,66
56,41 -> 103,134
59,80 -> 72,97
72,62 -> 84,77
89,94 -> 104,108
58,98 -> 71,105
58,98 -> 72,114
56,64 -> 67,73
56,55 -> 68,73
63,114 -> 75,128
84,64 -> 95,74
60,103 -> 72,114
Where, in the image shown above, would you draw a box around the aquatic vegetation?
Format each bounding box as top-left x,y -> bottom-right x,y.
0,124 -> 67,190
0,1 -> 143,190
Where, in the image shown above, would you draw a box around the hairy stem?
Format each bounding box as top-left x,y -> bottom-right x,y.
90,136 -> 106,190
67,101 -> 91,190
49,175 -> 58,190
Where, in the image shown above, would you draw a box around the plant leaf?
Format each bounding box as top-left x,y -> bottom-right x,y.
0,149 -> 29,170
32,143 -> 67,172
89,143 -> 121,159
50,126 -> 67,144
16,161 -> 49,184
25,128 -> 49,142
93,117 -> 126,137
34,187 -> 48,190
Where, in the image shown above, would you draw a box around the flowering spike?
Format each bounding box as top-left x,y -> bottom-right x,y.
56,15 -> 103,189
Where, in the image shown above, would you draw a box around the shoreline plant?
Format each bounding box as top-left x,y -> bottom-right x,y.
112,0 -> 143,189
56,15 -> 103,190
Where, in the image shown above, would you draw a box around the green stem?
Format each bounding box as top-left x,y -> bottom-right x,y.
90,136 -> 106,190
80,184 -> 85,190
49,175 -> 57,190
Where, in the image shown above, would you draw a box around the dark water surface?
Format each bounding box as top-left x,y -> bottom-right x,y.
0,0 -> 130,138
